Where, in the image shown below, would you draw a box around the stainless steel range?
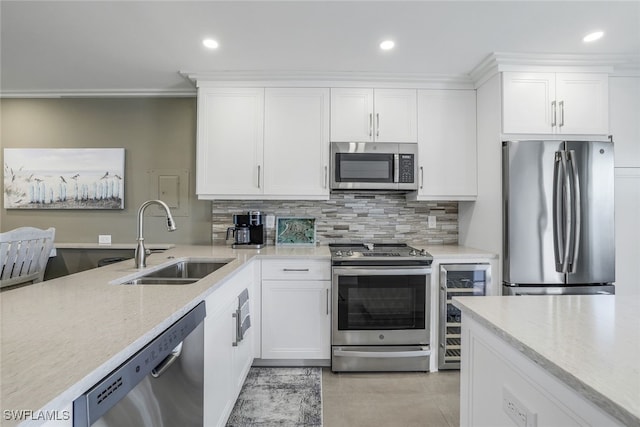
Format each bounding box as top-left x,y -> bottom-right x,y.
329,243 -> 433,372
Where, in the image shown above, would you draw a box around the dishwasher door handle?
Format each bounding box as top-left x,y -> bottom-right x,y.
151,341 -> 183,378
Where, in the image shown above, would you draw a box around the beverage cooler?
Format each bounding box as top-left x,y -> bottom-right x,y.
439,263 -> 491,369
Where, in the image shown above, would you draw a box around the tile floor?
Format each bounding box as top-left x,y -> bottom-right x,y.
322,369 -> 460,427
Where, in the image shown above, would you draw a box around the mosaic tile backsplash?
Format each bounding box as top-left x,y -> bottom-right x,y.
211,193 -> 458,246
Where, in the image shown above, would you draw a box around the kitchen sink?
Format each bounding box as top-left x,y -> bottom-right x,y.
123,277 -> 199,285
142,261 -> 230,279
117,259 -> 233,285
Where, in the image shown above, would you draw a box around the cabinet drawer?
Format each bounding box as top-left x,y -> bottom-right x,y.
262,259 -> 330,280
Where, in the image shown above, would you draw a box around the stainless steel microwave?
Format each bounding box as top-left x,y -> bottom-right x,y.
330,142 -> 418,191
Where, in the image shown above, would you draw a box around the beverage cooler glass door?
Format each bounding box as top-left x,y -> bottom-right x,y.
332,267 -> 430,346
439,264 -> 490,369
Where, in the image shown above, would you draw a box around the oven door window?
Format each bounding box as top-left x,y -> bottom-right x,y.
335,153 -> 394,183
337,275 -> 426,330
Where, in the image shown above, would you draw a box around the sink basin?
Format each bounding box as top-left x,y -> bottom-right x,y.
117,259 -> 232,285
143,261 -> 229,280
123,277 -> 199,285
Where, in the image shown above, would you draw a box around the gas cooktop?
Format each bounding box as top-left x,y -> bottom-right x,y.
329,243 -> 432,266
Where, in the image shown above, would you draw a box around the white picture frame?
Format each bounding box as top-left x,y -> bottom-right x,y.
3,148 -> 125,209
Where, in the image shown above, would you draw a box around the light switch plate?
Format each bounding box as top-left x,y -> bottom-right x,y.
266,215 -> 275,229
98,235 -> 112,245
428,216 -> 437,229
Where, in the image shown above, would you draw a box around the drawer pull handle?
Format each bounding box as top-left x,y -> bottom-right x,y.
282,268 -> 310,272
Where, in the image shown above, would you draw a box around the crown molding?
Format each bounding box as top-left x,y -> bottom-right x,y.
470,52 -> 640,87
0,89 -> 196,99
180,70 -> 475,90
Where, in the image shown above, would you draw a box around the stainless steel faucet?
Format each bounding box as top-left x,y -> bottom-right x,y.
135,200 -> 177,268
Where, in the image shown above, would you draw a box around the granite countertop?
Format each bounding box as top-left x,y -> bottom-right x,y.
0,243 -> 490,426
453,295 -> 640,426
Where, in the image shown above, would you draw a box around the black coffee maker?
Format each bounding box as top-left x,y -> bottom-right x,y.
226,211 -> 266,249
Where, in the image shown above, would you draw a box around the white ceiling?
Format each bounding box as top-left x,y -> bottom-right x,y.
1,1 -> 639,96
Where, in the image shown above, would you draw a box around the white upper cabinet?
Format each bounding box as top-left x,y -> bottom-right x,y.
502,72 -> 608,135
196,87 -> 330,200
414,89 -> 477,200
330,88 -> 417,142
263,88 -> 330,197
609,76 -> 640,167
197,87 -> 264,197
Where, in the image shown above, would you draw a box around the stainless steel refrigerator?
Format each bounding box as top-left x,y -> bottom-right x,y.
502,140 -> 615,295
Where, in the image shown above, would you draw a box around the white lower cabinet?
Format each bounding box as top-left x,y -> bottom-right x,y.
261,259 -> 331,361
203,262 -> 255,427
460,315 -> 622,426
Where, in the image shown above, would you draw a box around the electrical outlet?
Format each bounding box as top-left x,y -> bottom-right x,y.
428,215 -> 437,229
503,387 -> 537,427
98,234 -> 112,245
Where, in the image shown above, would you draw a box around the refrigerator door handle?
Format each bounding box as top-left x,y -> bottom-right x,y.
553,152 -> 565,271
554,151 -> 572,273
561,151 -> 573,274
568,150 -> 581,273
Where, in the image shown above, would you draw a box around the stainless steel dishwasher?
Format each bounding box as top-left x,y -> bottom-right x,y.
73,301 -> 206,427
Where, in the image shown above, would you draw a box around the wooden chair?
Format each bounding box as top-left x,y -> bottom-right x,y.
0,227 -> 56,289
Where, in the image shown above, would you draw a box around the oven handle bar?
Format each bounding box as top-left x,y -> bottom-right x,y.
333,347 -> 431,358
333,267 -> 431,276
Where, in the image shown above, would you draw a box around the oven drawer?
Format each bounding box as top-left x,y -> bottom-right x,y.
332,346 -> 430,372
262,259 -> 331,281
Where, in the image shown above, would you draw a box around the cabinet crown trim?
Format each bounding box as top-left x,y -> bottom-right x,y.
470,52 -> 638,87
181,70 -> 474,89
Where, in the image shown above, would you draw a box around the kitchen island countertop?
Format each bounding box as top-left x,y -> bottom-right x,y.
453,295 -> 640,426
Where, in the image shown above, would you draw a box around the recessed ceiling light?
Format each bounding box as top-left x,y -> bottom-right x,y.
203,38 -> 219,49
380,40 -> 395,51
583,31 -> 604,43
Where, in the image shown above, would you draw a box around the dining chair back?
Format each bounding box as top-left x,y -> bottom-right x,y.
0,227 -> 56,289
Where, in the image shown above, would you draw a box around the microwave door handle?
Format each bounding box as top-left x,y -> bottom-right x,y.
393,154 -> 400,183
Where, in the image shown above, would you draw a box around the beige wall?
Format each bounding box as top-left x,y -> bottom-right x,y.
0,97 -> 212,245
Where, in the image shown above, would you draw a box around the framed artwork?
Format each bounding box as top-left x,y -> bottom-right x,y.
3,148 -> 125,209
275,217 -> 316,246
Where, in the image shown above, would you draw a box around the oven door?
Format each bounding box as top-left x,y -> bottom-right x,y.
332,266 -> 431,346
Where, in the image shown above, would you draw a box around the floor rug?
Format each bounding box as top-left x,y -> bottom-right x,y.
226,367 -> 323,426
